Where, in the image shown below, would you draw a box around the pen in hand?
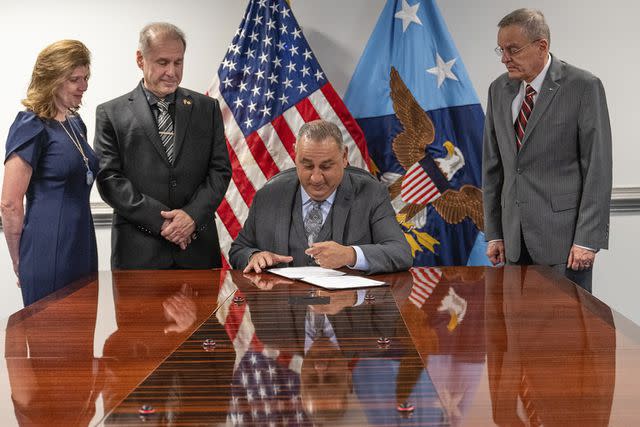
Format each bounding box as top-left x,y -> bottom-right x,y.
307,234 -> 318,265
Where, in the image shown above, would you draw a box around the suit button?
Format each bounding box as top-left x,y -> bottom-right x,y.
516,168 -> 522,174
170,180 -> 177,188
516,200 -> 520,206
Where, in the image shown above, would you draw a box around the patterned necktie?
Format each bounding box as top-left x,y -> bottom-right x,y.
515,84 -> 536,150
310,310 -> 327,338
157,99 -> 175,163
303,200 -> 323,245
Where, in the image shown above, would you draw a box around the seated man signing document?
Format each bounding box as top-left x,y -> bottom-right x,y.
229,120 -> 412,275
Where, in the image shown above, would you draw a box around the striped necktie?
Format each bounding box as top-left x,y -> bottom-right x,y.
520,370 -> 542,426
157,99 -> 175,163
515,84 -> 536,150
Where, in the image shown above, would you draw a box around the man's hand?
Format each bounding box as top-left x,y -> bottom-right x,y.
567,245 -> 596,271
486,240 -> 505,266
163,284 -> 197,334
160,219 -> 192,250
305,241 -> 356,269
160,209 -> 196,248
310,290 -> 357,315
243,272 -> 295,290
245,251 -> 294,273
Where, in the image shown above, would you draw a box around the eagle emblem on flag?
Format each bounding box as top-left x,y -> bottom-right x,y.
386,67 -> 484,253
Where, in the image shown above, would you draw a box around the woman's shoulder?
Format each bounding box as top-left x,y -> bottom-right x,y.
7,111 -> 47,147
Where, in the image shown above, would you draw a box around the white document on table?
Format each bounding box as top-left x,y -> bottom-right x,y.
301,275 -> 387,290
268,266 -> 346,279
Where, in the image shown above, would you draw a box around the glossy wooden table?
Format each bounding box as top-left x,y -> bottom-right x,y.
0,267 -> 638,426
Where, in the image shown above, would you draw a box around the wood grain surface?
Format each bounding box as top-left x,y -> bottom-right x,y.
1,266 -> 638,426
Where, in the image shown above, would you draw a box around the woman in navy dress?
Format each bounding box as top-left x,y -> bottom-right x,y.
1,40 -> 98,306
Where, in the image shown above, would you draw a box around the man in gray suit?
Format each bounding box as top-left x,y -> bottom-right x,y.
483,9 -> 612,292
95,23 -> 231,269
230,120 -> 412,274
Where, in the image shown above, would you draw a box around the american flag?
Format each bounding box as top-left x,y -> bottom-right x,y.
228,349 -> 309,426
408,266 -> 442,308
401,161 -> 442,205
206,0 -> 371,264
216,272 -> 308,425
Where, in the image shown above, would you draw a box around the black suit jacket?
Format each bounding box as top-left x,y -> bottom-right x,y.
94,83 -> 231,269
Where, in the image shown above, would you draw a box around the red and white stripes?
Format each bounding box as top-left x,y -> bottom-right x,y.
401,162 -> 442,205
208,79 -> 370,262
408,267 -> 443,308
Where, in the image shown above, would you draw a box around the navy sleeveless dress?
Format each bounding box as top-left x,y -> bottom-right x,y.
5,111 -> 98,306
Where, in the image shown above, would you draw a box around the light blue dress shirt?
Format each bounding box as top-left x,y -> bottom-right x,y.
303,289 -> 367,354
300,186 -> 369,271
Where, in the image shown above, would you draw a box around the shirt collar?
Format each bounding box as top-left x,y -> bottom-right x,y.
300,185 -> 337,207
140,79 -> 176,106
524,53 -> 552,94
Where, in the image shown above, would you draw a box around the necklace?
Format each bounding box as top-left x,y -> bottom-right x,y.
59,116 -> 94,186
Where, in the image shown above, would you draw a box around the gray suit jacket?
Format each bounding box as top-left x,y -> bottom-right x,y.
483,54 -> 612,265
229,166 -> 413,274
94,83 -> 231,269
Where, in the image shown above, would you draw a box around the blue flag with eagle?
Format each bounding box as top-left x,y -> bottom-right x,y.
344,0 -> 490,266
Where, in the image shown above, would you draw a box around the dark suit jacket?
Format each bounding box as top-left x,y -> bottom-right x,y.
94,83 -> 231,269
229,166 -> 412,274
483,54 -> 612,265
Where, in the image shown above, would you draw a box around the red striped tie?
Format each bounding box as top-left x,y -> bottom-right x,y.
515,84 -> 536,150
520,371 -> 542,426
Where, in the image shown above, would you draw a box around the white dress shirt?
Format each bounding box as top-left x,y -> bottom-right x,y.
510,53 -> 552,124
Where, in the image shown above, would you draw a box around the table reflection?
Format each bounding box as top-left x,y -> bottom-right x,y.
396,267 -> 486,426
5,276 -> 101,426
396,266 -> 617,427
232,276 -> 447,425
3,271 -> 221,426
485,266 -> 615,427
2,267 -> 624,426
101,274 -> 210,414
106,271 -> 446,425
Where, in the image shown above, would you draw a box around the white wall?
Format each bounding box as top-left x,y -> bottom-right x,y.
0,0 -> 638,322
436,1 -> 640,323
438,0 -> 639,187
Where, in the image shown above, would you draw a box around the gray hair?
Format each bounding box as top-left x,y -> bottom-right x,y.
296,120 -> 344,150
138,22 -> 186,55
498,8 -> 550,46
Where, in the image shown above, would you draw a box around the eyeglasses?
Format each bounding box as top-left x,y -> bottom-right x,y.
494,39 -> 540,57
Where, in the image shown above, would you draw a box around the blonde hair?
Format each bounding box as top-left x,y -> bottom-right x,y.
22,40 -> 91,120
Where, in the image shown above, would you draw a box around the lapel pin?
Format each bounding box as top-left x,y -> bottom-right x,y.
183,99 -> 192,105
